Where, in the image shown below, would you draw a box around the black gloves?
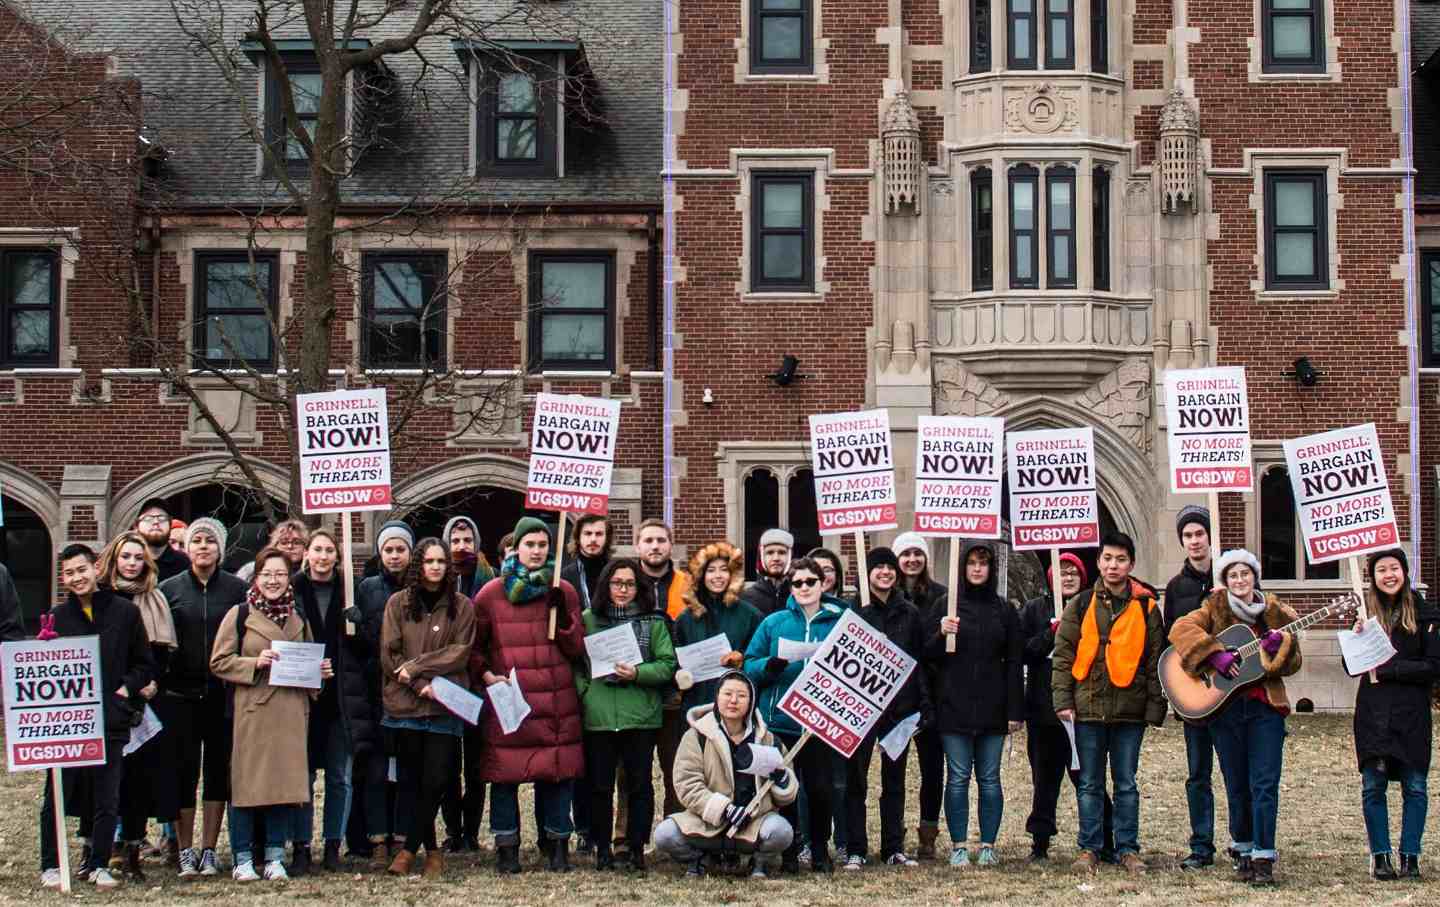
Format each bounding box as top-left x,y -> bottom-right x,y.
549,587 -> 572,629
763,656 -> 789,679
722,803 -> 749,828
342,606 -> 364,626
767,767 -> 788,785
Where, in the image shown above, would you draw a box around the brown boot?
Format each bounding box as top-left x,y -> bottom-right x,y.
387,849 -> 415,876
1120,853 -> 1147,875
916,825 -> 939,861
369,842 -> 389,870
1071,851 -> 1099,874
422,850 -> 444,880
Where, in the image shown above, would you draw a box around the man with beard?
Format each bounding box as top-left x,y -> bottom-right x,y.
134,498 -> 190,581
634,520 -> 690,823
560,514 -> 611,611
740,529 -> 792,617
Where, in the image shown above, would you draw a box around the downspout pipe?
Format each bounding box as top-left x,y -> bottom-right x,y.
1401,0 -> 1424,584
661,0 -> 677,526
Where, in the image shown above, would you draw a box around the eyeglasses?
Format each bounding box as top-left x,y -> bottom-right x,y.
139,514 -> 168,525
791,577 -> 820,589
258,572 -> 289,582
609,579 -> 637,590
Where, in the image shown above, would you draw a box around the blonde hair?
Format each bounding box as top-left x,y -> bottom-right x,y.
97,531 -> 158,594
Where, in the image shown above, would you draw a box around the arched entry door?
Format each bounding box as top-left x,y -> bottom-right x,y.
1,494 -> 53,634
154,484 -> 286,573
402,487 -> 529,568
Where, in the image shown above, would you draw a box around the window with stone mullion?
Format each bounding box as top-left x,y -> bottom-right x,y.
1008,165 -> 1039,290
1045,166 -> 1076,289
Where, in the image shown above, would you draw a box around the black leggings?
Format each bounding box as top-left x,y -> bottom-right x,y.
395,729 -> 459,854
584,729 -> 657,853
776,733 -> 833,861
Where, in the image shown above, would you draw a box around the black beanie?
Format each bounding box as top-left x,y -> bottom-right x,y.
867,547 -> 900,575
1366,548 -> 1409,587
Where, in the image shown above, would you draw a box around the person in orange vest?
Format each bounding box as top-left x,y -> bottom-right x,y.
1051,532 -> 1166,877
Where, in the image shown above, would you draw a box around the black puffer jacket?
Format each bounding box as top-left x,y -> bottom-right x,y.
293,569 -> 375,759
849,588 -> 933,734
1350,591 -> 1440,774
924,542 -> 1023,734
1019,594 -> 1063,725
357,570 -> 404,735
740,576 -> 790,617
158,568 -> 248,700
48,590 -> 154,739
1163,559 -> 1212,637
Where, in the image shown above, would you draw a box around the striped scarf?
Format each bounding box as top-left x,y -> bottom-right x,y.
502,555 -> 553,604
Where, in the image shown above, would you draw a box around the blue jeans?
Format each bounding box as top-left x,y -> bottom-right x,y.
229,805 -> 294,866
1361,760 -> 1428,856
1074,722 -> 1144,856
490,781 -> 573,845
1183,721 -> 1216,858
296,720 -> 354,844
940,733 -> 1005,845
1209,697 -> 1285,861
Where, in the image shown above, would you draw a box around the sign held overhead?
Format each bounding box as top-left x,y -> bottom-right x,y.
1006,427 -> 1099,551
297,388 -> 392,513
1283,423 -> 1399,564
1163,367 -> 1253,493
808,409 -> 898,533
914,415 -> 1004,538
526,393 -> 622,516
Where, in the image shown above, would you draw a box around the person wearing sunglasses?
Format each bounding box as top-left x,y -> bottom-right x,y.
743,556 -> 848,874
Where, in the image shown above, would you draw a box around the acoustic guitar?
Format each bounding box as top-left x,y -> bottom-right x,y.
1159,593 -> 1359,721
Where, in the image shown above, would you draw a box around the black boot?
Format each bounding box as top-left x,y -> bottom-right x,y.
290,846 -> 312,878
685,854 -> 706,877
1400,853 -> 1422,879
626,849 -> 647,875
1029,837 -> 1050,862
124,843 -> 146,882
323,841 -> 342,872
1373,853 -> 1399,880
1234,854 -> 1254,883
1250,858 -> 1275,886
546,837 -> 570,873
495,844 -> 522,875
594,844 -> 615,871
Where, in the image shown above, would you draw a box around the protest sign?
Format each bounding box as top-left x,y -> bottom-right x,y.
2,637 -> 106,772
1006,427 -> 1099,551
1282,424 -> 1399,564
808,409 -> 898,534
778,611 -> 917,758
297,387 -> 391,514
1163,367 -> 1253,493
914,415 -> 1004,538
526,393 -> 621,516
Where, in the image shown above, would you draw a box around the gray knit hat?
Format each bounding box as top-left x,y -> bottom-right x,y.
1176,504 -> 1211,541
185,516 -> 228,554
375,520 -> 415,555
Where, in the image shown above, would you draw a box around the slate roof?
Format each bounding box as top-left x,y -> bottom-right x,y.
29,0 -> 661,209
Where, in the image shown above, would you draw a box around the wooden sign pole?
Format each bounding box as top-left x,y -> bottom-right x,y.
1208,490 -> 1222,586
854,530 -> 870,607
727,728 -> 814,837
1049,547 -> 1066,621
548,510 -> 568,640
341,512 -> 356,636
945,540 -> 959,654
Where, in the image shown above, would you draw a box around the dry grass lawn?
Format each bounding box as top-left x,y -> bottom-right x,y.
1,713 -> 1436,904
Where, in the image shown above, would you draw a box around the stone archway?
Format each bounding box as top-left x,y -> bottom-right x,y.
0,461 -> 61,540
111,454 -> 292,535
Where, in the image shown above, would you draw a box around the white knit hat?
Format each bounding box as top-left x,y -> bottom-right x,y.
185,516 -> 228,554
1215,548 -> 1261,584
892,532 -> 929,561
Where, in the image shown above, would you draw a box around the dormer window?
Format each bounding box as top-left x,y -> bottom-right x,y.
243,38 -> 372,176
270,59 -> 325,165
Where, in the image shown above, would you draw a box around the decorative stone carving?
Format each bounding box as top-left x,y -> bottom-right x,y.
930,180 -> 952,197
883,91 -> 922,215
1005,83 -> 1078,135
1158,87 -> 1200,215
1070,357 -> 1153,453
934,357 -> 1011,417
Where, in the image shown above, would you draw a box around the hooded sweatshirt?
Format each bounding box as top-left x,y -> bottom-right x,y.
924,541 -> 1023,734
444,515 -> 495,599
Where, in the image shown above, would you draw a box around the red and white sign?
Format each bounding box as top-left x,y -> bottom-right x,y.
808,409 -> 898,533
1163,367 -> 1253,493
1283,424 -> 1399,564
297,388 -> 391,513
914,415 -> 1003,538
778,611 -> 917,758
2,637 -> 106,772
1006,427 -> 1099,551
526,393 -> 621,516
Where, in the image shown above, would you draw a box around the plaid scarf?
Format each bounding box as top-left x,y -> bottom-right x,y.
246,583 -> 294,626
601,597 -> 656,660
502,555 -> 553,604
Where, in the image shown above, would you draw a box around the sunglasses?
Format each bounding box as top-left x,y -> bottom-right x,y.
791,577 -> 821,589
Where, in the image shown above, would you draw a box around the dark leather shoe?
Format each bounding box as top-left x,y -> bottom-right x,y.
1179,852 -> 1213,870
1373,853 -> 1399,880
1400,853 -> 1422,879
495,844 -> 521,875
1029,837 -> 1049,862
322,841 -> 342,872
1234,855 -> 1254,882
546,837 -> 570,873
1250,857 -> 1275,885
290,847 -> 312,878
594,846 -> 614,871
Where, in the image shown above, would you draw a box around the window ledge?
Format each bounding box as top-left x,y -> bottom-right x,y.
743,73 -> 822,83
4,367 -> 80,377
741,291 -> 824,304
1419,367 -> 1440,375
1254,289 -> 1339,302
1254,72 -> 1338,83
539,369 -> 616,379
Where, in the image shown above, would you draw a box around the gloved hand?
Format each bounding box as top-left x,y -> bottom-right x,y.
342,606 -> 364,626
763,656 -> 788,679
722,803 -> 749,828
767,767 -> 789,785
37,613 -> 57,641
1260,630 -> 1284,656
549,587 -> 572,630
1207,649 -> 1240,678
1048,618 -> 1060,635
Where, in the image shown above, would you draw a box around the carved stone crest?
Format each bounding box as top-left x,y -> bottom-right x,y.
934,358 -> 1011,417
1005,83 -> 1079,135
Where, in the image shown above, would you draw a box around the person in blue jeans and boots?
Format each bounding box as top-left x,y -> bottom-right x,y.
927,542 -> 1022,868
1052,532 -> 1166,876
1163,505 -> 1217,870
1170,549 -> 1301,887
1345,548 -> 1440,881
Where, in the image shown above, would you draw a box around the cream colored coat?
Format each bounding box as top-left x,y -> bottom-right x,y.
666,704 -> 798,845
209,604 -> 317,808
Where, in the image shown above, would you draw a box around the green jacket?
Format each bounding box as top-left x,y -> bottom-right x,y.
575,610 -> 677,732
1050,579 -> 1167,726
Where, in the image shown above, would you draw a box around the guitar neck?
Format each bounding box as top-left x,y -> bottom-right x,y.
1233,599 -> 1342,656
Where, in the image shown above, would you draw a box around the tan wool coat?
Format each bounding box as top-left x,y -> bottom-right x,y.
667,704 -> 798,845
379,588 -> 476,720
1168,588 -> 1303,713
209,604 -> 316,808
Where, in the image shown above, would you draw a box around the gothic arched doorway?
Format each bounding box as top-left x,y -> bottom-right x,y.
1,494 -> 54,633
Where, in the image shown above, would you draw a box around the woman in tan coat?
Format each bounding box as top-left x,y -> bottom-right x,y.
652,670 -> 797,878
210,547 -> 332,883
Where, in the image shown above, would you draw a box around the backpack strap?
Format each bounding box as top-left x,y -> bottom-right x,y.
235,603 -> 249,655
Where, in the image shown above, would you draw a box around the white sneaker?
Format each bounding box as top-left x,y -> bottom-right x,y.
886,852 -> 919,867
199,848 -> 220,876
39,869 -> 61,889
232,861 -> 260,883
949,845 -> 971,867
87,867 -> 121,890
797,844 -> 812,866
843,853 -> 866,871
263,860 -> 289,881
177,847 -> 200,879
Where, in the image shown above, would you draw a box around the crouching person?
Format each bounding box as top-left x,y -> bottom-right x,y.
653,671 -> 796,878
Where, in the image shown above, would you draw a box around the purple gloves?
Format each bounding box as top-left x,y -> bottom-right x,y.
36,614 -> 57,641
1260,630 -> 1284,656
1207,650 -> 1239,676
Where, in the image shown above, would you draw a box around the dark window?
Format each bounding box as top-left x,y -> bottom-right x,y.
751,172 -> 814,292
477,58 -> 557,177
751,0 -> 812,74
1009,165 -> 1039,289
743,468 -> 780,580
1093,166 -> 1111,291
265,58 -> 333,170
0,250 -> 58,366
1262,0 -> 1324,74
1091,0 -> 1108,72
1045,0 -> 1074,69
1008,0 -> 1037,69
1264,170 -> 1327,290
788,469 -> 822,564
1046,166 -> 1076,288
194,252 -> 277,367
1423,251 -> 1440,368
362,253 -> 447,368
528,252 -> 615,370
972,167 -> 994,291
971,0 -> 992,73
1260,466 -> 1338,581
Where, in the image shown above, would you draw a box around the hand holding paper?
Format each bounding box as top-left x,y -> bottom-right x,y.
878,712 -> 921,762
487,668 -> 532,734
1338,617 -> 1398,677
430,676 -> 483,725
585,623 -> 644,679
777,638 -> 820,661
737,743 -> 785,777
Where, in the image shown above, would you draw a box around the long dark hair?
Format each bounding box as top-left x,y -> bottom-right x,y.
404,537 -> 456,622
589,557 -> 650,619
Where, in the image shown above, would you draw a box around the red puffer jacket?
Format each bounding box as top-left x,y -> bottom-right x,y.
469,576 -> 586,784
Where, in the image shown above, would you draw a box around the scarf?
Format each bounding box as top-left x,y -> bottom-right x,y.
1227,591 -> 1267,625
502,555 -> 552,604
247,583 -> 294,626
603,597 -> 657,660
111,576 -> 177,649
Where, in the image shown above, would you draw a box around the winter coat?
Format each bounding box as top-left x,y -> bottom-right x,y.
48,590 -> 154,739
575,608 -> 677,732
356,571 -> 403,728
380,588 -> 476,721
1019,594 -> 1065,725
743,595 -> 847,738
1163,559 -> 1213,637
851,588 -> 933,734
924,566 -> 1022,735
561,554 -> 607,611
905,578 -> 949,616
1169,588 -> 1302,714
468,576 -> 586,784
668,704 -> 799,845
292,569 -> 374,758
740,576 -> 790,617
1348,591 -> 1440,773
153,545 -> 191,583
158,568 -> 248,700
209,604 -> 315,808
675,545 -> 763,709
0,563 -> 23,642
1051,579 -> 1167,726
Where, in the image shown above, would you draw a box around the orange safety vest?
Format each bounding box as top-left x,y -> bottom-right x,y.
665,570 -> 691,620
1071,582 -> 1156,688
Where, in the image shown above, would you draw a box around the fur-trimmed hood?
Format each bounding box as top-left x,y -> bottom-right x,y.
683,541 -> 745,618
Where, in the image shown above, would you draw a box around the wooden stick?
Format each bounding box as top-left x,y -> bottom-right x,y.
341,512 -> 356,636
854,530 -> 870,607
945,539 -> 959,654
53,766 -> 71,892
1349,554 -> 1376,683
1208,490 -> 1222,586
548,510 -> 567,641
1049,546 -> 1066,621
726,728 -> 813,838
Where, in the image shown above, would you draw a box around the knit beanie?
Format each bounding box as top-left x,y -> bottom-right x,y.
866,547 -> 900,575
512,515 -> 552,547
1366,548 -> 1409,587
1215,548 -> 1261,584
891,532 -> 929,561
1046,551 -> 1088,587
443,515 -> 480,544
1175,504 -> 1211,542
759,528 -> 794,549
185,516 -> 228,554
375,520 -> 415,555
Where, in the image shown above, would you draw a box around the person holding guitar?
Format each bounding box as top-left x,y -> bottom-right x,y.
1167,549 -> 1301,887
